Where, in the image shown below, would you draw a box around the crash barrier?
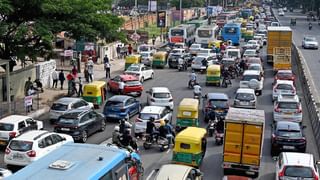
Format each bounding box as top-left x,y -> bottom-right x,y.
292,43 -> 320,152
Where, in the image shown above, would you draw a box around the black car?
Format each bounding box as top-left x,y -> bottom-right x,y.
271,121 -> 306,156
202,93 -> 229,122
54,109 -> 106,143
168,53 -> 192,68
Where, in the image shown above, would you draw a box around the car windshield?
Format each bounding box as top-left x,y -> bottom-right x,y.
284,166 -> 313,178
140,53 -> 149,58
278,102 -> 299,109
106,101 -> 123,107
190,44 -> 201,49
139,113 -> 160,120
277,84 -> 293,90
153,93 -> 170,98
305,37 -> 316,41
57,117 -> 78,125
209,99 -> 228,108
245,50 -> 255,55
198,30 -> 212,38
243,74 -> 259,81
0,123 -> 14,131
248,41 -> 256,45
277,130 -> 302,137
236,93 -> 255,101
9,140 -> 33,152
199,50 -> 209,54
139,46 -> 150,52
227,51 -> 239,57
194,57 -> 206,62
51,103 -> 68,111
248,65 -> 260,71
127,66 -> 139,71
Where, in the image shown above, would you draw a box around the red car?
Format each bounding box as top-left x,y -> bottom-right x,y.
273,70 -> 296,85
107,74 -> 143,96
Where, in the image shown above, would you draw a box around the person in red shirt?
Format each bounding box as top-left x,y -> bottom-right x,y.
128,44 -> 133,55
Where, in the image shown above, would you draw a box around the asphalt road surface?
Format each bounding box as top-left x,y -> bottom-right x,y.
1,42 -> 319,179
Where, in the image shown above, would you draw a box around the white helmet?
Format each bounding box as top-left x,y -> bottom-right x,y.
114,126 -> 120,132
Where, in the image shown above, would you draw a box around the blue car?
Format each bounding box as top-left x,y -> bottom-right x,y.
202,93 -> 229,122
103,95 -> 141,121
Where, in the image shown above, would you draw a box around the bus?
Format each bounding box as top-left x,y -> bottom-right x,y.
7,143 -> 143,180
168,24 -> 196,46
221,23 -> 242,46
240,9 -> 253,19
186,19 -> 208,28
195,24 -> 220,47
216,11 -> 238,27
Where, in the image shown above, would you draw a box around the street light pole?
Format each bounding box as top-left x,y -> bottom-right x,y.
180,0 -> 182,24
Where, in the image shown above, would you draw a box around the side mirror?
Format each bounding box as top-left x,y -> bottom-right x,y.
302,125 -> 307,129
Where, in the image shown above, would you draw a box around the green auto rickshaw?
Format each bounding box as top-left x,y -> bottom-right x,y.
206,64 -> 221,86
152,51 -> 167,68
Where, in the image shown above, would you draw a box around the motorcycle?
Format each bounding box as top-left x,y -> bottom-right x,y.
207,120 -> 215,137
215,130 -> 224,145
157,136 -> 169,152
221,76 -> 232,88
194,92 -> 201,103
143,133 -> 169,152
178,63 -> 185,71
188,79 -> 196,89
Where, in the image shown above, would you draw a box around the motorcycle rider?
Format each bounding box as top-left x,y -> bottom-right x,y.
189,70 -> 197,87
119,119 -> 132,135
239,59 -> 246,72
178,56 -> 186,71
309,22 -> 312,30
164,119 -> 175,145
193,82 -> 202,99
222,68 -> 231,86
146,117 -> 157,140
112,126 -> 122,146
216,117 -> 224,134
120,129 -> 137,151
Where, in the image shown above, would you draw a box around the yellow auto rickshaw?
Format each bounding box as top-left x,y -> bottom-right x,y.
82,81 -> 107,108
125,54 -> 141,70
206,64 -> 221,86
208,40 -> 222,49
172,127 -> 207,167
176,98 -> 199,132
152,51 -> 167,68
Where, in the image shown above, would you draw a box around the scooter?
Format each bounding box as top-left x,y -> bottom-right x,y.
143,133 -> 157,150
178,63 -> 185,71
207,120 -> 215,137
215,130 -> 224,145
194,92 -> 201,103
143,133 -> 169,152
157,137 -> 169,152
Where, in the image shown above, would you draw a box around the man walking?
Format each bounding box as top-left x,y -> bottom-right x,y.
103,55 -> 109,64
58,70 -> 65,90
116,45 -> 121,59
77,77 -> 83,97
87,57 -> 94,82
52,69 -> 58,88
105,61 -> 111,79
24,77 -> 33,96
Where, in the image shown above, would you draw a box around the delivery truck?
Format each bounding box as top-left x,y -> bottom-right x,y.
223,108 -> 265,178
266,26 -> 292,71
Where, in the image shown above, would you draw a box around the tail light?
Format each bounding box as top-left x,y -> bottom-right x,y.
313,171 -> 319,180
120,108 -> 126,112
9,132 -> 16,138
274,105 -> 281,112
150,98 -> 155,102
135,118 -> 143,123
298,137 -> 306,143
27,150 -> 36,157
5,148 -> 10,155
278,168 -> 285,179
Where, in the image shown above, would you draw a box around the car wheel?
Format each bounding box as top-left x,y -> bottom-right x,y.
100,120 -> 106,132
125,113 -> 130,121
151,73 -> 154,79
81,131 -> 88,143
140,77 -> 144,83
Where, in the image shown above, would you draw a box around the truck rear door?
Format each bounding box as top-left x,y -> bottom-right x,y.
241,124 -> 263,166
224,122 -> 243,163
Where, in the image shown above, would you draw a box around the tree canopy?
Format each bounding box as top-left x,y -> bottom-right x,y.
0,0 -> 124,71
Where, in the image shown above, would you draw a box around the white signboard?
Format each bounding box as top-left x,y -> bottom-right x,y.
24,96 -> 33,107
148,1 -> 157,12
64,50 -> 73,57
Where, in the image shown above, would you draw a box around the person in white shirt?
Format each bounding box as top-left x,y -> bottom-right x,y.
178,56 -> 186,70
52,69 -> 58,88
193,83 -> 202,98
87,58 -> 94,82
118,81 -> 125,94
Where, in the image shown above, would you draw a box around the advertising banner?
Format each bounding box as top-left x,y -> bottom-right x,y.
157,11 -> 166,27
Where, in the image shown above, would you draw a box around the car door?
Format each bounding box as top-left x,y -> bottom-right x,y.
109,76 -> 120,91
89,111 -> 100,132
25,118 -> 38,130
41,135 -> 56,156
79,113 -> 94,135
126,98 -> 138,115
140,66 -> 146,79
17,121 -> 28,135
51,134 -> 67,148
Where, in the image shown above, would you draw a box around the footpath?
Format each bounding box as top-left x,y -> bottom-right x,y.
25,38 -> 166,119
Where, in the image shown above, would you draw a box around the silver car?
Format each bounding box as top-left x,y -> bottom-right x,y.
234,88 -> 257,109
302,36 -> 319,49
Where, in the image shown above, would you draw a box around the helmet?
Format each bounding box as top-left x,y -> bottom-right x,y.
120,119 -> 125,124
159,119 -> 165,126
114,126 -> 120,132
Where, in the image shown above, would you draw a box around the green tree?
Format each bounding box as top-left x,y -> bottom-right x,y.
170,0 -> 206,9
0,0 -> 124,71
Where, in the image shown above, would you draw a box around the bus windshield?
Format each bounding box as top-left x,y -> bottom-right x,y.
171,29 -> 184,36
225,27 -> 237,34
198,30 -> 212,38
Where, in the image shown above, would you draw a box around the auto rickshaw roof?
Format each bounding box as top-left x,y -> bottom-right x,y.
154,51 -> 167,55
175,127 -> 207,143
178,98 -> 199,111
207,64 -> 221,71
84,81 -> 106,88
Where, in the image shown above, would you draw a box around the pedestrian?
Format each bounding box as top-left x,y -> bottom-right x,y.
24,77 -> 33,96
152,35 -> 156,46
128,44 -> 133,55
52,69 -> 58,88
87,57 -> 94,82
71,66 -> 78,78
116,45 -> 121,59
118,80 -> 125,94
26,86 -> 35,112
103,55 -> 109,64
77,77 -> 83,97
104,61 -> 111,79
84,65 -> 89,83
58,70 -> 65,90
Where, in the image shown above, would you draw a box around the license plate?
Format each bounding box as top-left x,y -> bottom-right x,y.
108,114 -> 117,117
283,145 -> 295,150
240,101 -> 249,105
13,153 -> 24,160
61,128 -> 70,131
284,112 -> 293,115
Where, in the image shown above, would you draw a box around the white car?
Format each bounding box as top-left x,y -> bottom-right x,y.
134,106 -> 172,136
271,21 -> 280,26
197,48 -> 216,58
140,51 -> 154,66
243,49 -> 259,58
170,48 -> 186,55
272,80 -> 296,101
49,97 -> 93,123
240,70 -> 264,96
4,130 -> 73,166
275,152 -> 319,180
146,87 -> 174,110
248,63 -> 264,76
125,63 -> 154,83
302,36 -> 319,49
273,94 -> 302,122
189,43 -> 202,56
138,44 -> 156,54
278,10 -> 285,16
225,48 -> 241,60
234,88 -> 257,109
0,115 -> 43,146
155,164 -> 203,180
243,40 -> 260,51
191,56 -> 216,71
253,35 -> 264,48
256,33 -> 267,45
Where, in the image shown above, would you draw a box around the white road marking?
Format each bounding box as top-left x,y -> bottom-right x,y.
146,170 -> 156,180
166,149 -> 171,154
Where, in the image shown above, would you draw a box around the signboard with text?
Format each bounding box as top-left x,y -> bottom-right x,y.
157,11 -> 166,27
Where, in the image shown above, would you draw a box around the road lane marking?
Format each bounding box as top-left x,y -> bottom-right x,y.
146,170 -> 155,180
166,149 -> 171,154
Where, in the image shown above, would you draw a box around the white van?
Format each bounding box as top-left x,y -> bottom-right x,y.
225,48 -> 241,60
240,70 -> 264,96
